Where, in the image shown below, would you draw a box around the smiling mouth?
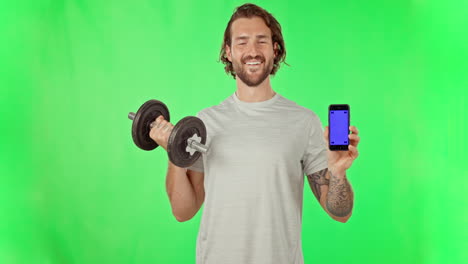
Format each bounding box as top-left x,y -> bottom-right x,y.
244,61 -> 263,66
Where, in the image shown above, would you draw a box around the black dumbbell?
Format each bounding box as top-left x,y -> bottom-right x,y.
128,100 -> 209,167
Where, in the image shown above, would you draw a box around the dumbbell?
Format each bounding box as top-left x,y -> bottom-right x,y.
128,99 -> 209,167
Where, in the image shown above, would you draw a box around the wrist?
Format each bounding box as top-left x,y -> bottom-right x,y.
328,167 -> 346,178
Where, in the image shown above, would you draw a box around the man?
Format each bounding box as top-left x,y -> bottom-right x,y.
150,3 -> 360,264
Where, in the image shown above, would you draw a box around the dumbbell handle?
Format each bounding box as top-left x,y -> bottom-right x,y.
128,112 -> 157,128
128,112 -> 208,154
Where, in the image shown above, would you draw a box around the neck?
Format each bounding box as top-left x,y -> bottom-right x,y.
235,76 -> 276,102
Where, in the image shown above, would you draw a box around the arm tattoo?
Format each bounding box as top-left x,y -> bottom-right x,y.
326,171 -> 354,217
306,168 -> 329,202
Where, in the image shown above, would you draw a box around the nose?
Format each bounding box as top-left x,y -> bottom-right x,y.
245,42 -> 261,58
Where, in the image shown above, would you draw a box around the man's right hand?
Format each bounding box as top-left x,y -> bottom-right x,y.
149,115 -> 174,151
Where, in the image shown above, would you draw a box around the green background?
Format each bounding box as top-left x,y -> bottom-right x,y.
1,0 -> 466,263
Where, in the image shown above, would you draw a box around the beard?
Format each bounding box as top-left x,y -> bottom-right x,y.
232,55 -> 274,87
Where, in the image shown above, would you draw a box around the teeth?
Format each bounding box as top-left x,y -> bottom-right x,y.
246,61 -> 261,65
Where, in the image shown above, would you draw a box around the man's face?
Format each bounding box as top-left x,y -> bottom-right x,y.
226,16 -> 278,87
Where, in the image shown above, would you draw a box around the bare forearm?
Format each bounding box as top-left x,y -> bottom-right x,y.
326,170 -> 354,218
166,161 -> 198,221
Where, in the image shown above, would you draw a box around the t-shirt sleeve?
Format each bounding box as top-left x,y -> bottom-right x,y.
185,111 -> 205,172
301,112 -> 328,176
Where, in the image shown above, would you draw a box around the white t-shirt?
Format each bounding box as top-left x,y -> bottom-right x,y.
186,92 -> 328,264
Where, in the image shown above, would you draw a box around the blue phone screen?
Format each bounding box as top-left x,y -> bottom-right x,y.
329,110 -> 349,145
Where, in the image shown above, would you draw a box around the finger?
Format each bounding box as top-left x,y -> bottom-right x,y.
349,125 -> 359,135
158,120 -> 167,129
162,123 -> 173,133
153,115 -> 163,128
348,144 -> 359,159
348,134 -> 360,146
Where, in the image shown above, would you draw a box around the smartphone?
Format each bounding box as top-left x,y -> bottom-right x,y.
328,104 -> 350,151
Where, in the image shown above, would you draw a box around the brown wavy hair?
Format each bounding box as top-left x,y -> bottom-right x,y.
220,3 -> 288,79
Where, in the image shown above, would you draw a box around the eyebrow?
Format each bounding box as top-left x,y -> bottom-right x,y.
234,34 -> 270,41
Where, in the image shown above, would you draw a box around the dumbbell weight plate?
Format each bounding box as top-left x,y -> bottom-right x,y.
168,116 -> 207,167
132,100 -> 170,150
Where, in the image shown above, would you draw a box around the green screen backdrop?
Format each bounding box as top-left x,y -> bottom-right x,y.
1,0 -> 466,263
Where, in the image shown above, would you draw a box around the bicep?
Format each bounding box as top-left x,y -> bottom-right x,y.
187,169 -> 205,209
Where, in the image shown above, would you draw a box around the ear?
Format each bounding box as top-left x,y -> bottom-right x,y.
273,42 -> 279,58
225,44 -> 232,62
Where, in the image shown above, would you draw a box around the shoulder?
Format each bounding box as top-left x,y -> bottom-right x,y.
276,94 -> 320,121
196,94 -> 234,117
